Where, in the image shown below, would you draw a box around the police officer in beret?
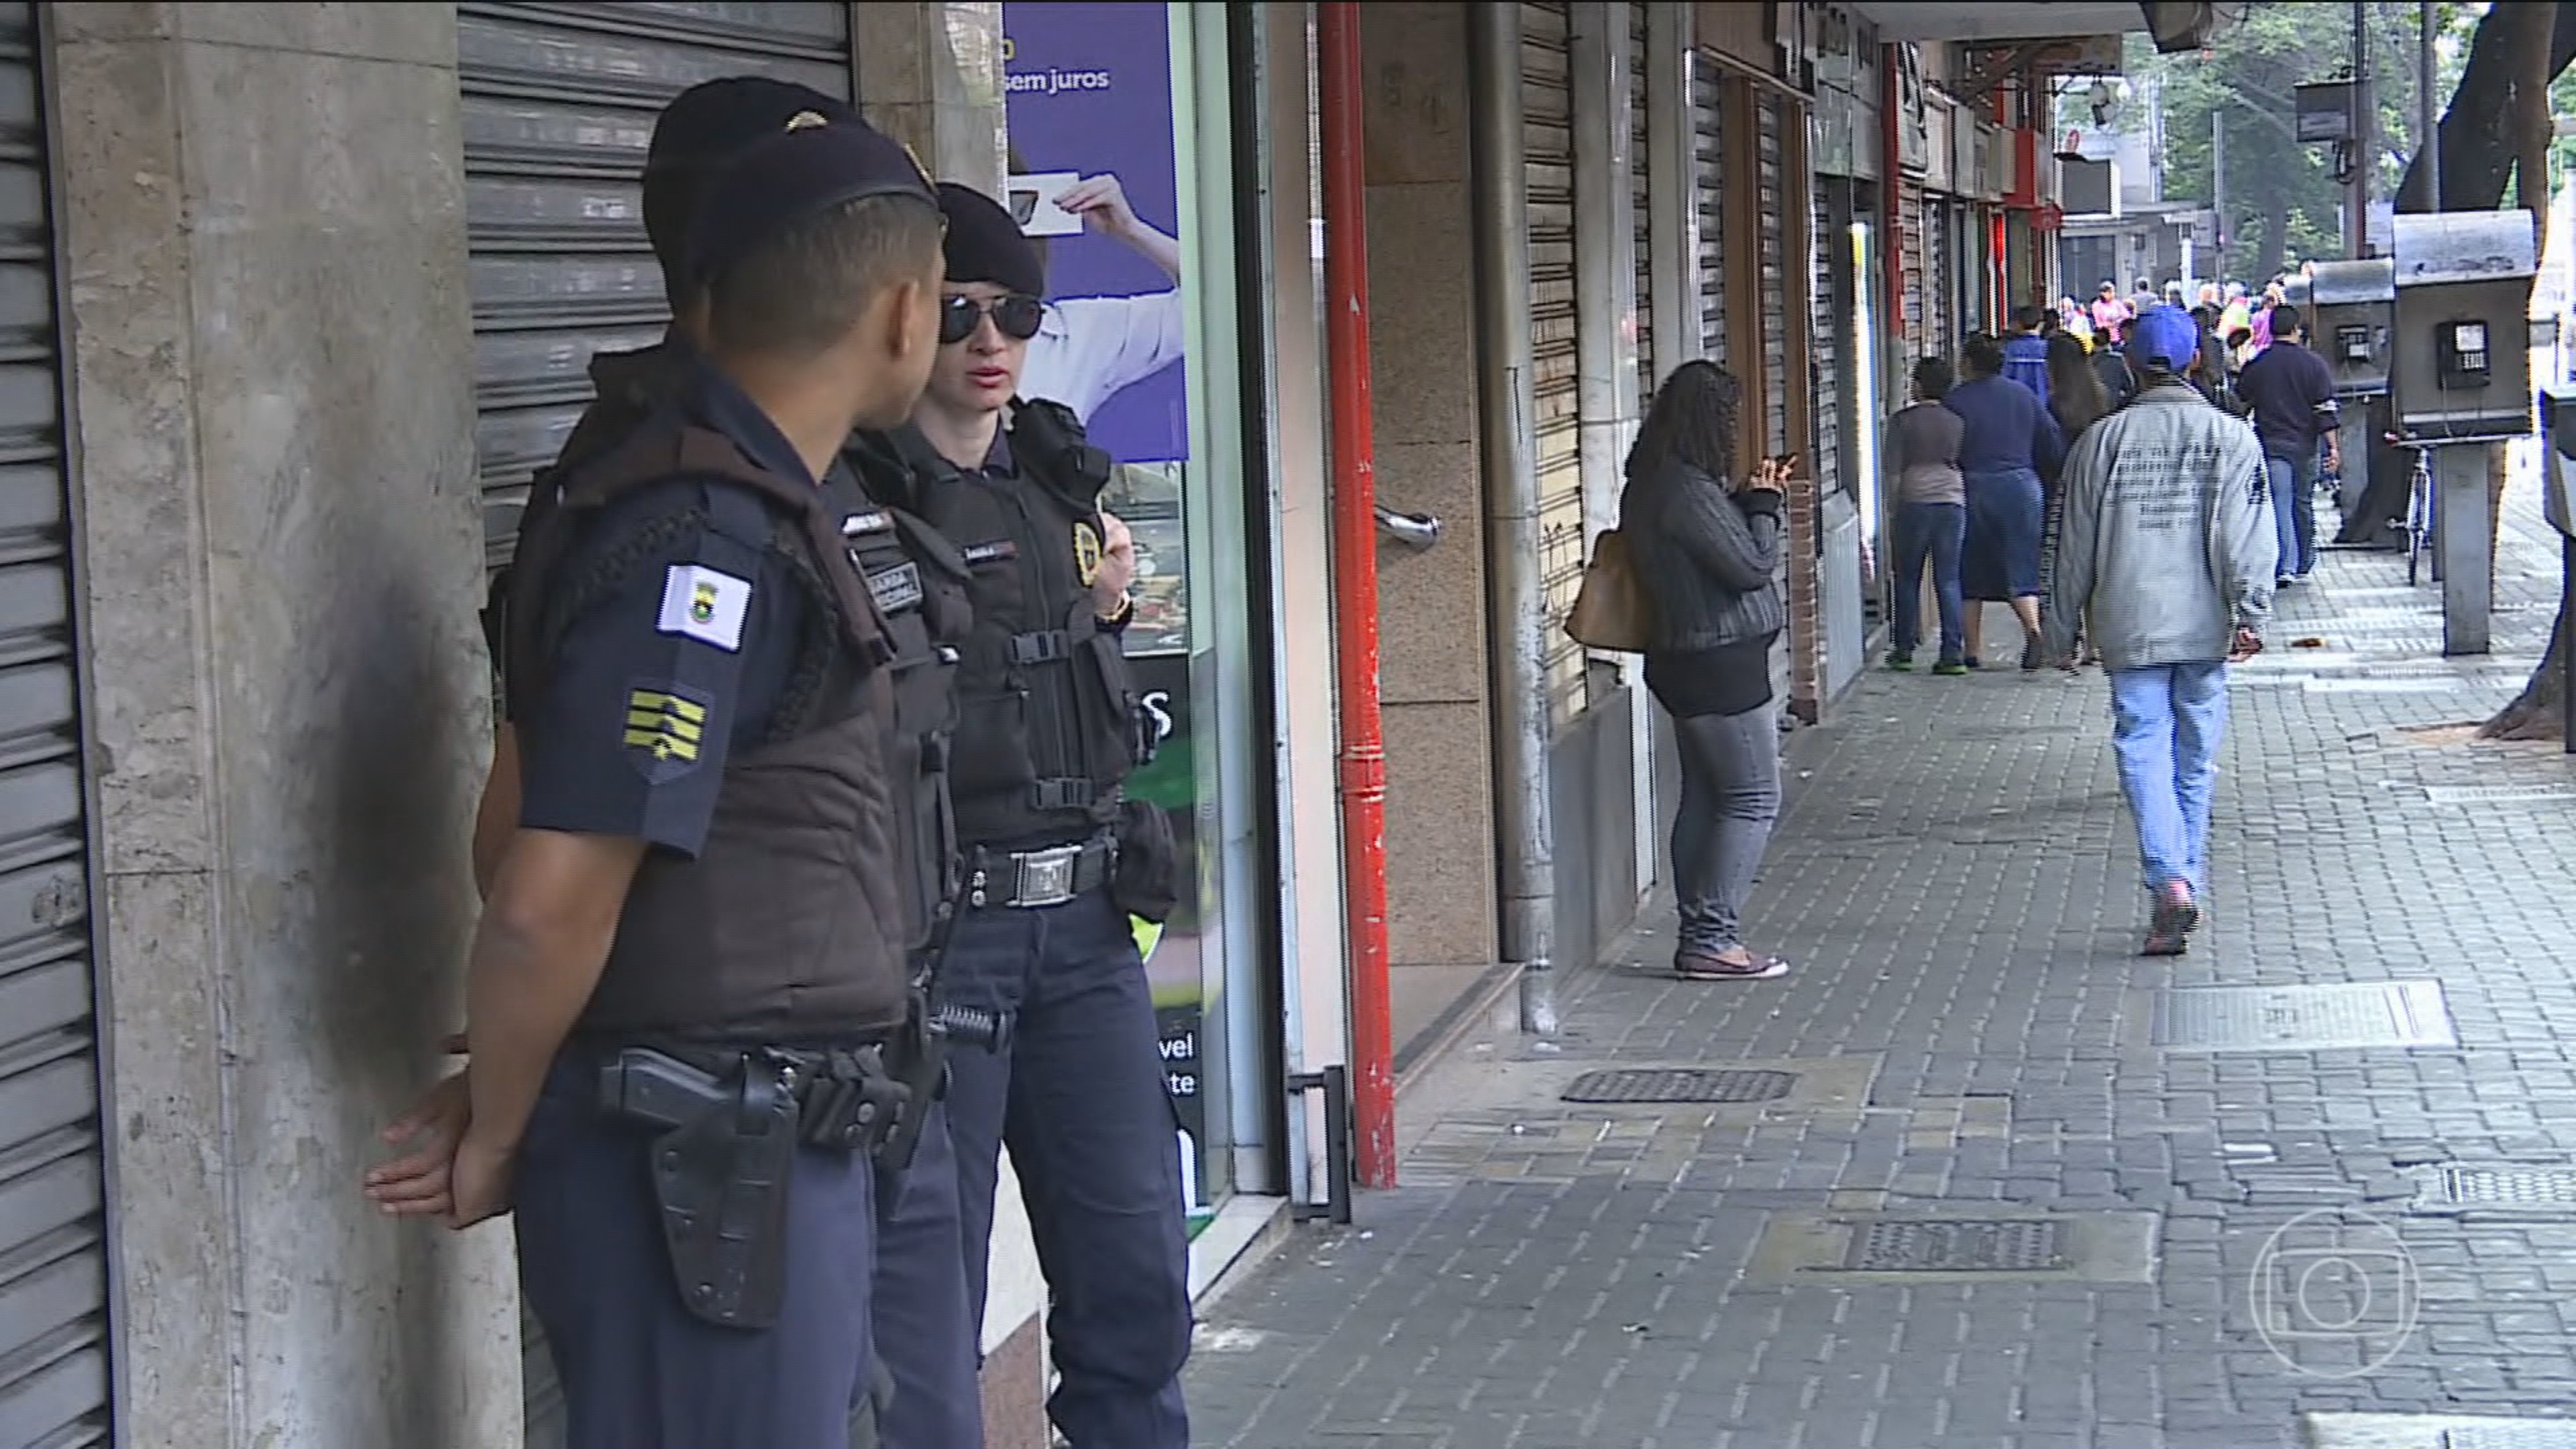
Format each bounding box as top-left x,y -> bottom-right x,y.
368,80 -> 987,1449
367,117 -> 947,1447
846,182 -> 1192,1448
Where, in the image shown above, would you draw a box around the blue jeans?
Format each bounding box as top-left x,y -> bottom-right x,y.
2265,451 -> 2316,578
2108,663 -> 2229,897
1890,500 -> 1966,659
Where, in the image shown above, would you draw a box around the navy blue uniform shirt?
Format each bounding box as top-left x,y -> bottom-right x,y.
516,359 -> 822,859
2236,339 -> 2339,459
1945,374 -> 2068,480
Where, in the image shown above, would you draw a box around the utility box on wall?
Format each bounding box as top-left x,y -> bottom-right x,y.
2306,256 -> 2395,398
2391,211 -> 2538,439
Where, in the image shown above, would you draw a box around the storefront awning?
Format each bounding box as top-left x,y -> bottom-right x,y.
1849,1 -> 2243,48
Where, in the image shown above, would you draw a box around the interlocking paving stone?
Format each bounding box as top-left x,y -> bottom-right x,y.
1189,480 -> 2576,1449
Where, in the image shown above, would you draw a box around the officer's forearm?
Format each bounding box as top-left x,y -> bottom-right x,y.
464,831 -> 645,1150
470,727 -> 523,901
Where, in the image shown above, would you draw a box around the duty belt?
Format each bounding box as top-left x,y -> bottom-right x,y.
967,833 -> 1117,910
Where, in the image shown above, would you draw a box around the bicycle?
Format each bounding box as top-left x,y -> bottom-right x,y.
2390,433 -> 2434,587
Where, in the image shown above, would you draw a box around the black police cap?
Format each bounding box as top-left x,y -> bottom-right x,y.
936,182 -> 1046,298
683,118 -> 941,287
645,78 -> 860,178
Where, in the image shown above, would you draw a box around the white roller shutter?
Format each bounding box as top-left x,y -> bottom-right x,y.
1690,55 -> 1727,367
1524,1 -> 1587,728
1628,3 -> 1653,404
459,1 -> 857,571
1755,95 -> 1788,459
0,7 -> 113,1447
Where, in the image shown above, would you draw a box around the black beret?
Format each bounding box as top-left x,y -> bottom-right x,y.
645,78 -> 859,178
937,183 -> 1046,299
684,119 -> 941,286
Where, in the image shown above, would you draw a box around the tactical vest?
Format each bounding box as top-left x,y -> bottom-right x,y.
866,400 -> 1145,848
504,419 -> 915,1043
492,343 -> 970,961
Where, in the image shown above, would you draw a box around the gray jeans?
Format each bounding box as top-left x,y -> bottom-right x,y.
1669,700 -> 1782,955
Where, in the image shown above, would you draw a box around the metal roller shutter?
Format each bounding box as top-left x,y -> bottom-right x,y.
1755,96 -> 1788,458
1690,56 -> 1726,367
0,8 -> 112,1448
1811,182 -> 1841,500
1924,195 -> 1951,358
1897,181 -> 1924,358
459,1 -> 857,572
1628,3 -> 1652,404
1523,0 -> 1586,728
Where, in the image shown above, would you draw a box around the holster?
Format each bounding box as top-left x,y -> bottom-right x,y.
604,1050 -> 800,1331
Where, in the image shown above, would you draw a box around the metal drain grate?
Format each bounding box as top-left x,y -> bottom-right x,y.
2153,981 -> 2456,1052
2306,677 -> 2466,694
1559,1067 -> 1796,1104
2424,1165 -> 2576,1210
1841,1218 -> 2068,1273
2423,784 -> 2576,806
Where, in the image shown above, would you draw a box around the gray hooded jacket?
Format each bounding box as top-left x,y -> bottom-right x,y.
2043,382 -> 2275,671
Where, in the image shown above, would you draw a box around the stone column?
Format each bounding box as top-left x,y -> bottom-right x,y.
51,5 -> 516,1446
857,1 -> 1008,195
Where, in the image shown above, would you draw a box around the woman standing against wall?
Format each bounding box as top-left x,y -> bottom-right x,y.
1620,362 -> 1791,983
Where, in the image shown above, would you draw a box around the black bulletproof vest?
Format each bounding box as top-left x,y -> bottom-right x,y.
494,343 -> 969,959
505,420 -> 910,1043
854,400 -> 1144,849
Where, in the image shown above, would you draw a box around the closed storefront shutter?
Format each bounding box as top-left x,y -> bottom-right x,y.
1811,183 -> 1841,500
0,7 -> 113,1447
1898,180 -> 1925,358
1523,0 -> 1587,727
1755,96 -> 1788,458
458,1 -> 857,572
1924,196 -> 1951,357
1628,3 -> 1653,402
1690,56 -> 1727,367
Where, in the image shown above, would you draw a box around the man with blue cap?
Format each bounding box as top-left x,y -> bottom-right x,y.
2045,305 -> 2275,957
367,105 -> 967,1448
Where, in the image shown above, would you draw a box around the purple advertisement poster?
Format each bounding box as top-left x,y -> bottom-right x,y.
1000,3 -> 1191,466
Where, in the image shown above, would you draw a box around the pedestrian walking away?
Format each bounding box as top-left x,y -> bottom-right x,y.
1944,333 -> 2067,670
2040,332 -> 2112,662
2000,305 -> 2053,409
1882,356 -> 1970,674
362,115 -> 962,1449
1620,360 -> 1792,982
2044,305 -> 2275,956
375,78 -> 989,1449
849,180 -> 1195,1449
2233,302 -> 2341,586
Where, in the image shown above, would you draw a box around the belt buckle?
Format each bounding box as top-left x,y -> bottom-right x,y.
1012,844 -> 1083,908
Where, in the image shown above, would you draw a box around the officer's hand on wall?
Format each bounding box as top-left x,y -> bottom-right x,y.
363,1071 -> 473,1219
1093,509 -> 1136,619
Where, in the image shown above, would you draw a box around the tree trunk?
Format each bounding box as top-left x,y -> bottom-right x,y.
2480,596 -> 2569,741
2256,188 -> 2289,282
2392,2 -> 2576,213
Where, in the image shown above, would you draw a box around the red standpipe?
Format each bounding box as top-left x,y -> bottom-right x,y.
1318,1 -> 1397,1191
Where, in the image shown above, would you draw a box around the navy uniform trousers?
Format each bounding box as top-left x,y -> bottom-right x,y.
517,1052 -> 878,1449
943,884 -> 1193,1448
866,1097 -> 983,1448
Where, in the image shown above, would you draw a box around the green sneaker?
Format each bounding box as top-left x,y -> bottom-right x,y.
1932,659 -> 1970,676
1886,653 -> 1914,671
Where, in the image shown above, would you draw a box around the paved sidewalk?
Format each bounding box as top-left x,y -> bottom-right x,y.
1188,479 -> 2576,1448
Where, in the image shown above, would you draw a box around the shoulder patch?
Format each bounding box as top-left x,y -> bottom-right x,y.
1072,521 -> 1103,587
623,681 -> 712,782
657,564 -> 753,651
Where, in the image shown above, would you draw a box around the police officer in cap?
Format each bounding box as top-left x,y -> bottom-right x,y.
847,182 -> 1192,1448
368,80 -> 985,1449
369,117 -> 947,1447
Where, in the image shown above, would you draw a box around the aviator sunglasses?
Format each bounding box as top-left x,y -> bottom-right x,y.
939,292 -> 1046,345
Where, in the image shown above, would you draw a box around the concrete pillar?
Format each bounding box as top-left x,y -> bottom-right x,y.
859,1 -> 1008,195
1359,3 -> 1499,984
50,5 -> 516,1446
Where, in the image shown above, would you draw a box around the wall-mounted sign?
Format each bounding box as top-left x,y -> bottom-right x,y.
1962,34 -> 2123,79
2295,79 -> 2357,144
1891,42 -> 1929,176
